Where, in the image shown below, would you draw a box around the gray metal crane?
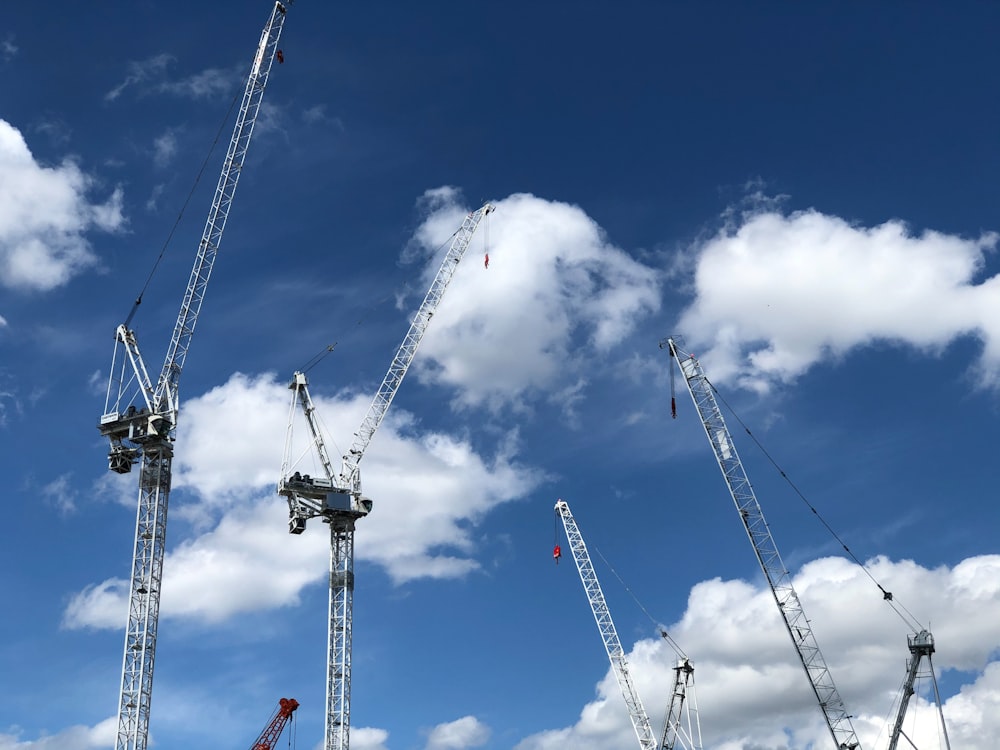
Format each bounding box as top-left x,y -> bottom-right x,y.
554,499 -> 658,750
555,499 -> 704,750
278,202 -> 493,750
662,337 -> 861,750
97,6 -> 289,748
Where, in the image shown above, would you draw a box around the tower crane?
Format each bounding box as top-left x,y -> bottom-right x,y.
554,499 -> 658,750
278,202 -> 494,750
249,698 -> 300,750
662,337 -> 860,750
97,6 -> 289,749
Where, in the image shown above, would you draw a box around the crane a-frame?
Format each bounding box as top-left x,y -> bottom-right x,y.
278,202 -> 494,750
662,337 -> 860,750
554,499 -> 703,750
97,6 -> 289,749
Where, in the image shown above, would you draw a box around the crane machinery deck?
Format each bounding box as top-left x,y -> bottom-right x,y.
554,499 -> 703,750
278,203 -> 493,750
97,5 -> 289,749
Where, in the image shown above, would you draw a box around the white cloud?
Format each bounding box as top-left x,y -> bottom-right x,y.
677,207 -> 1000,390
0,119 -> 124,291
105,54 -> 237,102
2,36 -> 17,63
346,727 -> 391,750
41,473 -> 76,515
104,54 -> 173,101
152,130 -> 178,168
66,371 -> 547,627
410,190 -> 661,412
0,717 -> 114,750
425,716 -> 490,750
515,554 -> 1000,750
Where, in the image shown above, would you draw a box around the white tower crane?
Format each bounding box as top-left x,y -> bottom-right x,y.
662,337 -> 860,750
97,6 -> 289,749
278,202 -> 494,750
554,499 -> 658,750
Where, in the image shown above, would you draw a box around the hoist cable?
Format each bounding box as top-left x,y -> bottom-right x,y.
707,377 -> 925,634
123,82 -> 244,328
592,546 -> 688,661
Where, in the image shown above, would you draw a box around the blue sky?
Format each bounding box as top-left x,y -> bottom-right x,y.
1,2 -> 999,749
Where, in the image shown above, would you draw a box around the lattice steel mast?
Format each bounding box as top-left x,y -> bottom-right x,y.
554,499 -> 658,750
97,6 -> 289,749
278,203 -> 494,750
662,338 -> 860,750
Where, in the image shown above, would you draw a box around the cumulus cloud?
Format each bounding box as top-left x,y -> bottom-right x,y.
425,716 -> 490,750
0,119 -> 124,291
409,190 -> 661,412
346,727 -> 391,750
66,371 -> 546,628
677,207 -> 1000,390
0,716 -> 115,750
515,554 -> 1000,750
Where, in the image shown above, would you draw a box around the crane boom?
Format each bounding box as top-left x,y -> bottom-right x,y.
554,499 -> 658,750
340,202 -> 494,491
250,698 -> 300,750
278,202 -> 493,750
663,338 -> 860,750
97,6 -> 289,750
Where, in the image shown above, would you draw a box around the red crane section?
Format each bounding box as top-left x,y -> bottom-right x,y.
250,698 -> 299,750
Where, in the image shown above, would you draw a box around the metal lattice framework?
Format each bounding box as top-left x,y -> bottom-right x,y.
888,630 -> 951,750
340,203 -> 494,492
659,657 -> 703,750
97,6 -> 289,750
555,500 -> 658,750
664,338 -> 860,750
278,202 -> 493,750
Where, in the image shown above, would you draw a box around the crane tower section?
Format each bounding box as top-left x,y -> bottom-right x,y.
554,499 -> 658,750
663,338 -> 859,750
97,5 -> 289,750
277,202 -> 493,750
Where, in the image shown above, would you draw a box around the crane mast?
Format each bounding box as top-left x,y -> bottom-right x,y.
97,6 -> 288,750
662,338 -> 860,750
250,698 -> 300,750
278,202 -> 493,750
554,499 -> 658,750
888,630 -> 951,750
659,657 -> 703,750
